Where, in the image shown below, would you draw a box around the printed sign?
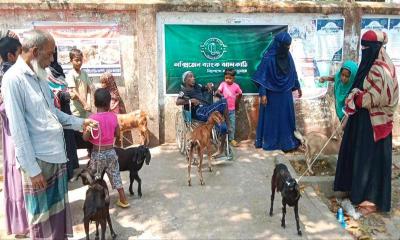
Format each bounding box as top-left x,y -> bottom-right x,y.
33,22 -> 122,76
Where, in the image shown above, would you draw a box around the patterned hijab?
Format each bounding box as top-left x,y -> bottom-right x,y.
334,60 -> 358,120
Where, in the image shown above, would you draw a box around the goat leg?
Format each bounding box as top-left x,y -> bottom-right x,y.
84,219 -> 90,240
95,221 -> 99,240
134,172 -> 142,198
100,219 -> 106,240
207,146 -> 212,172
129,171 -> 135,195
269,175 -> 276,216
107,213 -> 117,240
198,148 -> 205,185
188,145 -> 193,186
281,201 -> 286,228
295,202 -> 302,236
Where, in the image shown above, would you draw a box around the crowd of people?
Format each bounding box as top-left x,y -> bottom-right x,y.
0,26 -> 397,239
0,29 -> 129,239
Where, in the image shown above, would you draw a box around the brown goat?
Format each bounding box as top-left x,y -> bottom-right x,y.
294,131 -> 341,175
186,111 -> 224,186
117,110 -> 149,146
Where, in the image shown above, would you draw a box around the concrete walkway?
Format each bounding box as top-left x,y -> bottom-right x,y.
0,144 -> 351,240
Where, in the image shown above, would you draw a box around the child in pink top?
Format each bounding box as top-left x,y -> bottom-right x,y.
216,68 -> 243,147
83,88 -> 129,208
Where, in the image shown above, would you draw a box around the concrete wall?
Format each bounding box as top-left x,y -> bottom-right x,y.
0,0 -> 400,146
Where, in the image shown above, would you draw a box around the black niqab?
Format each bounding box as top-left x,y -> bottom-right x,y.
352,40 -> 382,90
276,44 -> 290,75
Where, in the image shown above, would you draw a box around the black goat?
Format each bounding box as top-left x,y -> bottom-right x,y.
78,169 -> 117,240
114,145 -> 151,197
269,164 -> 302,236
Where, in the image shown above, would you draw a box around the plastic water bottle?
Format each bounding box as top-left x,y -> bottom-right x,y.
337,208 -> 344,223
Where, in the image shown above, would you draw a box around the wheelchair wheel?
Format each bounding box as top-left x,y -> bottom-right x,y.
175,111 -> 186,154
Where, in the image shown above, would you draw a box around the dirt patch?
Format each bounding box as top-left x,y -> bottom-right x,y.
313,163 -> 400,240
290,159 -> 335,176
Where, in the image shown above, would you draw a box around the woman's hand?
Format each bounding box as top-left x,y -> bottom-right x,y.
319,77 -> 327,83
261,96 -> 267,105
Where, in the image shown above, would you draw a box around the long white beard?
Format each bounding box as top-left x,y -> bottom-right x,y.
31,59 -> 48,81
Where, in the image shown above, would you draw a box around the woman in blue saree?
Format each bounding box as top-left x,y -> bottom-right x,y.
253,32 -> 302,151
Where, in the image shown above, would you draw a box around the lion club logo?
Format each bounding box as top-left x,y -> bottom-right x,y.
200,38 -> 227,60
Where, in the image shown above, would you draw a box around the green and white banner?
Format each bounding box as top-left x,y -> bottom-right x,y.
164,24 -> 287,94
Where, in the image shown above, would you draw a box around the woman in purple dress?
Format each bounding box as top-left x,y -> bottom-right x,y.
0,36 -> 29,237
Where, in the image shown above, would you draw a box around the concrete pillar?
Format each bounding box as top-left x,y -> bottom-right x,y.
136,6 -> 160,146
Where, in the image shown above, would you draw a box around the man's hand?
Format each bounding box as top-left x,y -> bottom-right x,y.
206,83 -> 214,92
7,31 -> 19,39
319,77 -> 327,83
190,98 -> 200,106
83,119 -> 98,129
298,89 -> 302,98
31,173 -> 47,190
261,96 -> 267,105
84,104 -> 91,112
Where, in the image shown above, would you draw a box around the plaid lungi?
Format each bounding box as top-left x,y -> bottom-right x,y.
22,159 -> 72,240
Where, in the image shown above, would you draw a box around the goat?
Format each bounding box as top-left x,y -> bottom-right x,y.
270,164 -> 302,236
186,111 -> 224,186
117,110 -> 150,146
114,145 -> 151,197
78,168 -> 117,240
294,130 -> 341,175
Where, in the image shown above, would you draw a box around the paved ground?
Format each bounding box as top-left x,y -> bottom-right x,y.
1,144 -> 352,240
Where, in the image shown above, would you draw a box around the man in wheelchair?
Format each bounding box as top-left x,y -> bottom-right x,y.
176,71 -> 229,157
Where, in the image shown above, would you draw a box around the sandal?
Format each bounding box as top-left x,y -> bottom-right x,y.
116,200 -> 130,208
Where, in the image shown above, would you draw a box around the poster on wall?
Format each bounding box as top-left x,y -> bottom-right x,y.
388,18 -> 400,83
315,19 -> 344,62
33,22 -> 122,76
164,24 -> 287,94
361,17 -> 389,34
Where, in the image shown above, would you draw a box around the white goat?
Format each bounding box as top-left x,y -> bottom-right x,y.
294,130 -> 342,175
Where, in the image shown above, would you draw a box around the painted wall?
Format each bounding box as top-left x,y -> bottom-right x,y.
0,1 -> 399,148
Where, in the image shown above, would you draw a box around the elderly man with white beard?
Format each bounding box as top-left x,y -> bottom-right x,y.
1,29 -> 98,239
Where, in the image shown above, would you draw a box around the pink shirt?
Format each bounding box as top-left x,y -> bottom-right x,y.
218,82 -> 242,111
88,112 -> 118,145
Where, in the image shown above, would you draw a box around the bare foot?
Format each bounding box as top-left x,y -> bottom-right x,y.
357,205 -> 377,216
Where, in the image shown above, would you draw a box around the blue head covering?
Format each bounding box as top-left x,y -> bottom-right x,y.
252,32 -> 298,92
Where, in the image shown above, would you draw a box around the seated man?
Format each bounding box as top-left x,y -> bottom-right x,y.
176,71 -> 229,156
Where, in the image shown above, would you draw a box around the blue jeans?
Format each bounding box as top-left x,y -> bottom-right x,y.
194,98 -> 228,135
228,110 -> 235,141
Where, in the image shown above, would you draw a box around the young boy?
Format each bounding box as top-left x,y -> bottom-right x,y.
66,48 -> 93,119
216,68 -> 242,147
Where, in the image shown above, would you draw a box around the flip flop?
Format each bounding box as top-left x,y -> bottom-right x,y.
116,200 -> 130,208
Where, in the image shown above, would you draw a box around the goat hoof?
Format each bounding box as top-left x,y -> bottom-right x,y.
188,180 -> 191,186
208,167 -> 212,172
129,191 -> 134,196
200,180 -> 205,185
298,231 -> 302,236
269,212 -> 273,217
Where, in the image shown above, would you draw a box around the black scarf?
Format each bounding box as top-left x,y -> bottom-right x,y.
49,47 -> 65,79
352,40 -> 382,90
276,44 -> 290,75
